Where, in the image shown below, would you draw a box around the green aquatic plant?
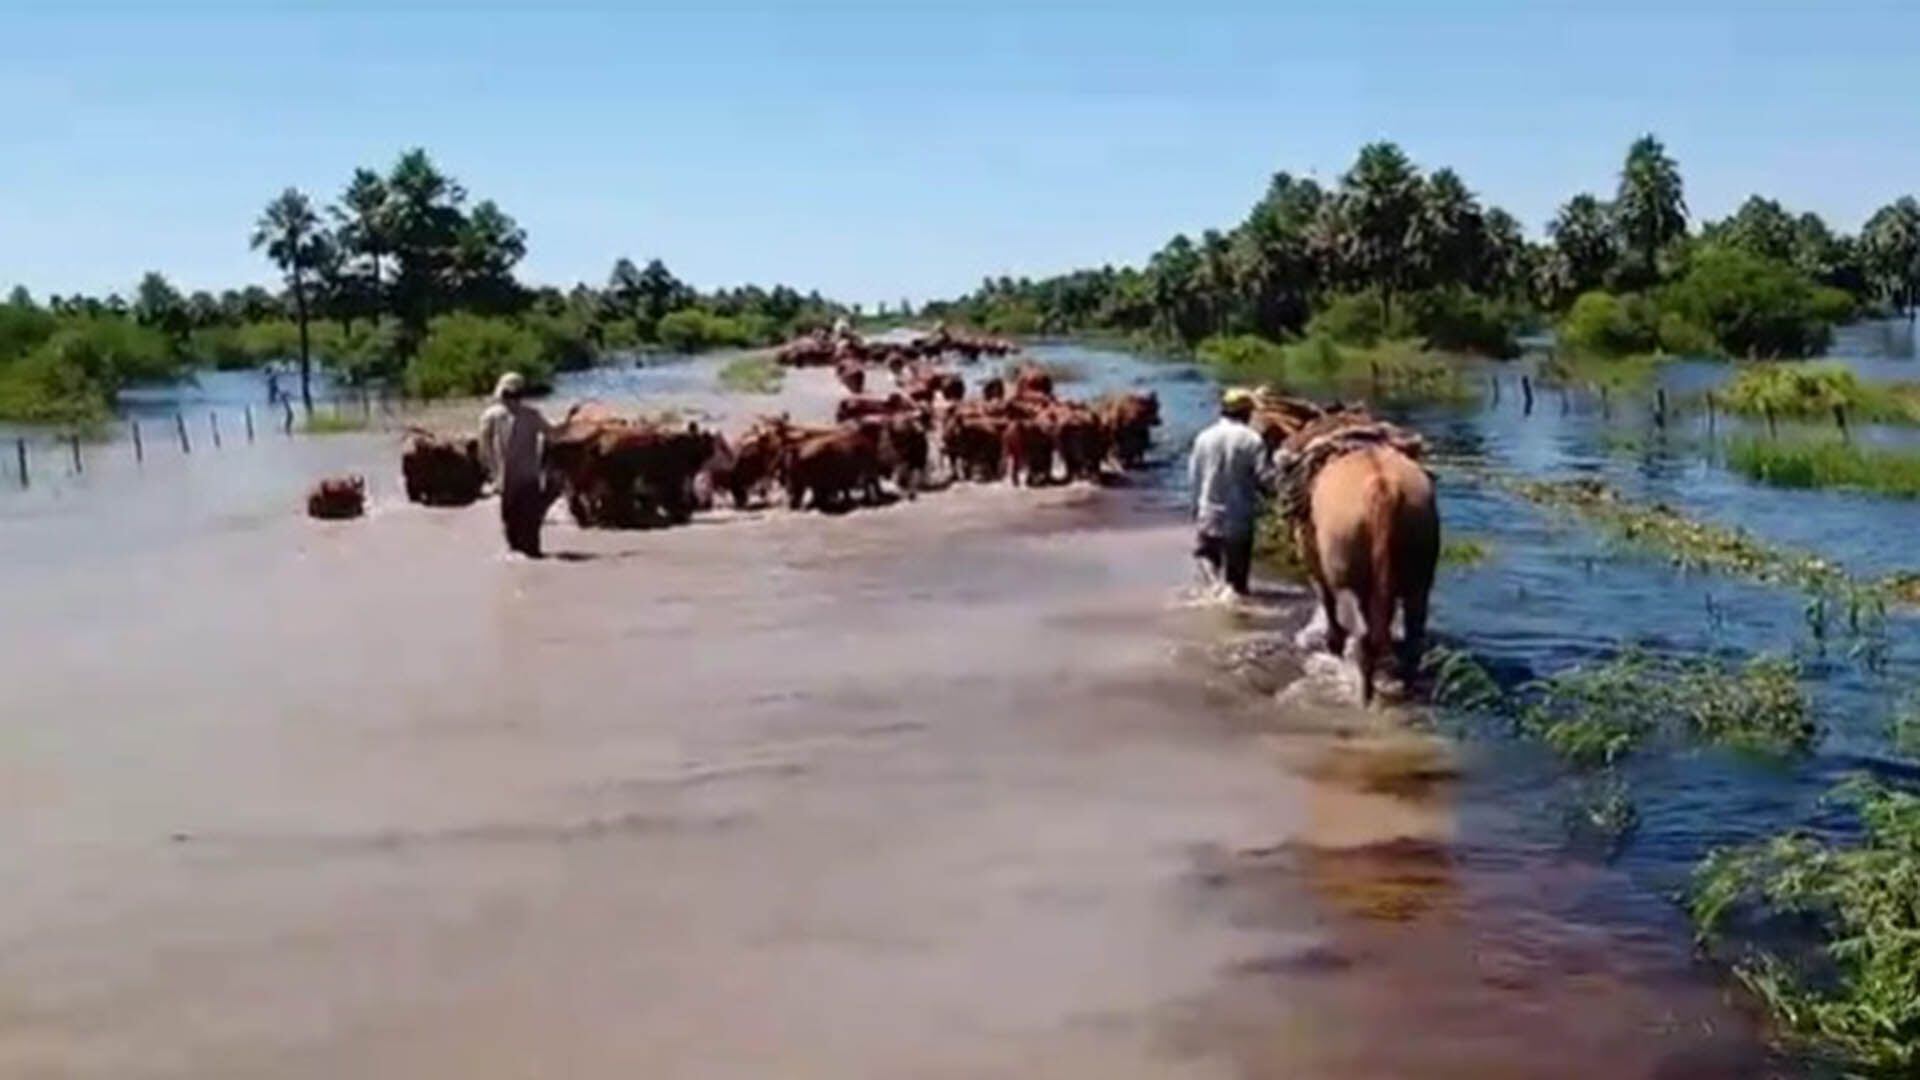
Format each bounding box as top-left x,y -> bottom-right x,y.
1889,696 -> 1920,759
1420,645 -> 1503,713
1563,771 -> 1641,860
1439,536 -> 1492,567
1726,437 -> 1920,499
300,412 -> 369,435
1196,333 -> 1476,405
717,352 -> 784,394
1518,649 -> 1816,767
1691,777 -> 1920,1073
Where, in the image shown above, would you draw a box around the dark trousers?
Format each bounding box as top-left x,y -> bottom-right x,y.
1196,532 -> 1254,595
501,479 -> 555,557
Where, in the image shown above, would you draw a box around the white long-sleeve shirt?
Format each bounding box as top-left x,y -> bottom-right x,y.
478,400 -> 552,490
1188,417 -> 1273,540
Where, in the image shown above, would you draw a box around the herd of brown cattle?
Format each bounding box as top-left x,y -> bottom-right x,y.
775,326 -> 1015,370
395,359 -> 1160,526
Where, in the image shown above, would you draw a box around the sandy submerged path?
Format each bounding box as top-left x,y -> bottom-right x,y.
0,358 -> 1765,1077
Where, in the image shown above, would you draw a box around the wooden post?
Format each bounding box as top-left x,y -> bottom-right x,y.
1655,388 -> 1668,429
209,411 -> 222,449
14,438 -> 25,488
1489,375 -> 1501,406
131,420 -> 144,463
176,412 -> 191,453
283,399 -> 295,435
1369,361 -> 1381,397
1835,403 -> 1850,442
1599,384 -> 1611,420
244,405 -> 255,443
362,388 -> 372,420
1521,375 -> 1535,416
1560,387 -> 1571,416
1764,402 -> 1777,438
69,433 -> 82,474
1705,392 -> 1716,436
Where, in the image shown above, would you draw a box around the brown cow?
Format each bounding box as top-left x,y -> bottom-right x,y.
941,408 -> 1006,482
980,376 -> 1006,402
878,413 -> 930,498
307,475 -> 366,520
1012,364 -> 1055,399
785,423 -> 883,512
1046,402 -> 1108,483
835,361 -> 867,396
1097,390 -> 1160,469
837,393 -> 916,424
401,431 -> 486,506
1001,417 -> 1056,487
547,417 -> 718,527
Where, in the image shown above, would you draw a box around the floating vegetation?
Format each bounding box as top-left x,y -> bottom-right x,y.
1536,350 -> 1662,394
1691,777 -> 1920,1073
1726,437 -> 1920,499
1890,695 -> 1920,759
1421,645 -> 1503,713
1562,771 -> 1641,861
1439,536 -> 1492,567
717,352 -> 784,394
1718,362 -> 1920,426
1520,649 -> 1816,767
1197,333 -> 1476,405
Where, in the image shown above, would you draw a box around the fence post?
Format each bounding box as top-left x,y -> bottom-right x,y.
283,399 -> 295,435
69,433 -> 82,474
14,438 -> 25,488
362,389 -> 372,420
131,419 -> 144,464
1705,392 -> 1716,437
1521,375 -> 1535,416
209,411 -> 222,450
1599,384 -> 1611,420
176,412 -> 191,453
244,405 -> 255,443
1560,387 -> 1570,416
1764,403 -> 1777,438
1489,374 -> 1501,407
1835,403 -> 1850,442
1655,388 -> 1668,429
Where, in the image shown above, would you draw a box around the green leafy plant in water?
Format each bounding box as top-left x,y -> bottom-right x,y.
1563,771 -> 1641,861
1439,536 -> 1492,567
1420,645 -> 1503,713
1519,649 -> 1816,767
717,352 -> 784,394
1691,778 -> 1920,1074
1727,437 -> 1920,499
1889,696 -> 1920,760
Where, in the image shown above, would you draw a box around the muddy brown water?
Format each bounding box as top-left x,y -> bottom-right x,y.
0,356 -> 1770,1077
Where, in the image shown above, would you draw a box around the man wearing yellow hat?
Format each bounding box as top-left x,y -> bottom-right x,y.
1187,387 -> 1272,596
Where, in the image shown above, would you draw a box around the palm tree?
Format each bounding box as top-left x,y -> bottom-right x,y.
1863,197 -> 1920,318
251,187 -> 322,413
1338,142 -> 1423,323
332,168 -> 391,327
1196,229 -> 1233,335
1613,135 -> 1687,283
1412,168 -> 1486,291
1546,193 -> 1618,304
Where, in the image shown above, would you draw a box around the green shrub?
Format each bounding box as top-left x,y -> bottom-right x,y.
1196,333 -> 1469,403
1661,245 -> 1841,359
521,308 -> 597,371
0,316 -> 178,423
1307,290 -> 1411,346
405,313 -> 551,399
1719,363 -> 1920,426
656,308 -> 757,353
1404,288 -> 1522,357
1559,290 -> 1662,356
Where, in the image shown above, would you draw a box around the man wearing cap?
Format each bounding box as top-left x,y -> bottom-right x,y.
1188,387 -> 1273,596
478,372 -> 555,557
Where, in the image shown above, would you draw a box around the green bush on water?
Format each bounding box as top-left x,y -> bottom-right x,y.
1719,362 -> 1920,426
404,313 -> 553,400
716,352 -> 784,394
1726,437 -> 1920,499
1692,777 -> 1920,1073
1196,332 -> 1475,404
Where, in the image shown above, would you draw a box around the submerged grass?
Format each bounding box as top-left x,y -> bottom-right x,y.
1537,350 -> 1663,394
717,352 -> 784,394
1692,777 -> 1920,1073
301,413 -> 369,435
1726,437 -> 1920,499
1504,478 -> 1904,649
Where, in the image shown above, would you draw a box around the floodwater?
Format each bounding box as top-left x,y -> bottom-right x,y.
21,330 -> 1920,1075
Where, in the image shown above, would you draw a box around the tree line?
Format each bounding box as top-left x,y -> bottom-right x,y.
929,137 -> 1920,362
1,148 -> 852,423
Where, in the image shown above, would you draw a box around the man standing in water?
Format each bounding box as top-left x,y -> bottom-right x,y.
1188,387 -> 1272,597
478,372 -> 555,558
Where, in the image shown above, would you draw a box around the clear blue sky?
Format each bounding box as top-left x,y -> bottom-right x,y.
3,1 -> 1916,307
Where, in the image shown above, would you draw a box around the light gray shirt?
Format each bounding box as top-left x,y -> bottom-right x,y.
1188,417 -> 1273,540
478,400 -> 552,490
